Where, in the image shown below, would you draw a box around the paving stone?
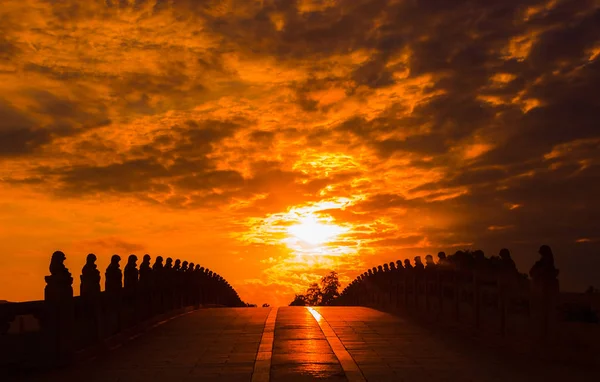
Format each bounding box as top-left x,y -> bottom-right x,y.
273,339 -> 333,354
11,306 -> 600,382
313,307 -> 600,382
270,307 -> 346,381
270,363 -> 347,381
18,308 -> 270,382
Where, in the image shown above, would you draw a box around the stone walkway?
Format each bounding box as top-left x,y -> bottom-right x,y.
311,307 -> 595,382
270,306 -> 345,381
14,307 -> 599,382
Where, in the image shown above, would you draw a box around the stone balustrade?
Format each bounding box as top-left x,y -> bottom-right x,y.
333,246 -> 600,365
0,251 -> 245,370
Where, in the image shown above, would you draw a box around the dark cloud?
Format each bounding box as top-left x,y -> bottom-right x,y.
175,170 -> 245,191
477,59 -> 600,167
352,193 -> 410,212
41,118 -> 249,197
413,167 -> 509,192
0,100 -> 50,156
370,235 -> 425,248
0,87 -> 111,157
351,57 -> 396,88
249,130 -> 276,145
23,63 -> 94,81
55,158 -> 170,194
0,36 -> 20,61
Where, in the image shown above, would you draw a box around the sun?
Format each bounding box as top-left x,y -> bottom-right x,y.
287,215 -> 347,245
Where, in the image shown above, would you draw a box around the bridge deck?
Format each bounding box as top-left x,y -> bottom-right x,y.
17,307 -> 597,382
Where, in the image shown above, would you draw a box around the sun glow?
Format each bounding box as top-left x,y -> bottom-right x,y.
287,215 -> 348,245
240,199 -> 358,260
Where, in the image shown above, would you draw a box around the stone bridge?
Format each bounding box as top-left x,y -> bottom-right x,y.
1,249 -> 599,381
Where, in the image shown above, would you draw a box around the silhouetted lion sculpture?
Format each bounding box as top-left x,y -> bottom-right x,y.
45,250 -> 73,301
80,253 -> 101,298
499,248 -> 517,272
437,251 -> 448,266
530,245 -> 560,291
414,256 -> 425,271
41,251 -> 246,321
425,254 -> 436,269
337,245 -> 568,314
165,257 -> 173,271
124,254 -> 139,291
105,254 -> 123,293
139,254 -> 152,287
152,256 -> 164,287
153,256 -> 164,271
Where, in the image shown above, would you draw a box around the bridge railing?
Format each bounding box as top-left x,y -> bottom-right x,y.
333,247 -> 600,365
0,251 -> 246,370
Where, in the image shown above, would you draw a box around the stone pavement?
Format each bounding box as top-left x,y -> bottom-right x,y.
270,306 -> 345,381
13,307 -> 600,382
311,307 -> 597,382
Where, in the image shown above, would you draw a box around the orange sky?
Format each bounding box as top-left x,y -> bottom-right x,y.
1,0 -> 599,306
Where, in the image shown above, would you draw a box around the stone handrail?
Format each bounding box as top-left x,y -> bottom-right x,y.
333,247 -> 600,365
0,251 -> 246,370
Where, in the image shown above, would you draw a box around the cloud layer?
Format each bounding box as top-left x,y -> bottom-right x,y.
1,0 -> 599,305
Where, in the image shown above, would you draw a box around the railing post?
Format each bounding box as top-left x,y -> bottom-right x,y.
44,251 -> 75,366
530,278 -> 559,344
474,272 -> 480,330
423,274 -> 429,317
454,271 -> 460,323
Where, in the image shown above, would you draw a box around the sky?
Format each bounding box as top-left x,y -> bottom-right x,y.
0,0 -> 599,306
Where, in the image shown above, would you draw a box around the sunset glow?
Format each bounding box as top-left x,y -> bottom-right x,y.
1,0 -> 599,307
288,215 -> 349,247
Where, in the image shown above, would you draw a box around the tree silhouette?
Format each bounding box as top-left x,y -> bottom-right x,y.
320,271 -> 341,306
289,294 -> 306,306
288,270 -> 343,306
305,283 -> 322,306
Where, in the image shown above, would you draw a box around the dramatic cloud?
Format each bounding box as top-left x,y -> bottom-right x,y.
1,0 -> 599,305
